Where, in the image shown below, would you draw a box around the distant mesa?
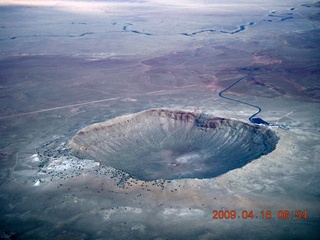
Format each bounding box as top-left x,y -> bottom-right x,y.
69,109 -> 279,181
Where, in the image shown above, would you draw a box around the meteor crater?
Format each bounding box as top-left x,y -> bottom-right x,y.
70,108 -> 279,181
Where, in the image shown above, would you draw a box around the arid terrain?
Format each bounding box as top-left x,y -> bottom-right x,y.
0,0 -> 319,239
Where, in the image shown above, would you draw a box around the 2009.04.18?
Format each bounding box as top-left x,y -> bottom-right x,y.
212,210 -> 307,220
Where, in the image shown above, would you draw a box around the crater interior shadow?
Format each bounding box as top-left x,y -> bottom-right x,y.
69,108 -> 279,181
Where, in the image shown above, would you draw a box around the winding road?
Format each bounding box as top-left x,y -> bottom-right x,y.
218,71 -> 269,125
